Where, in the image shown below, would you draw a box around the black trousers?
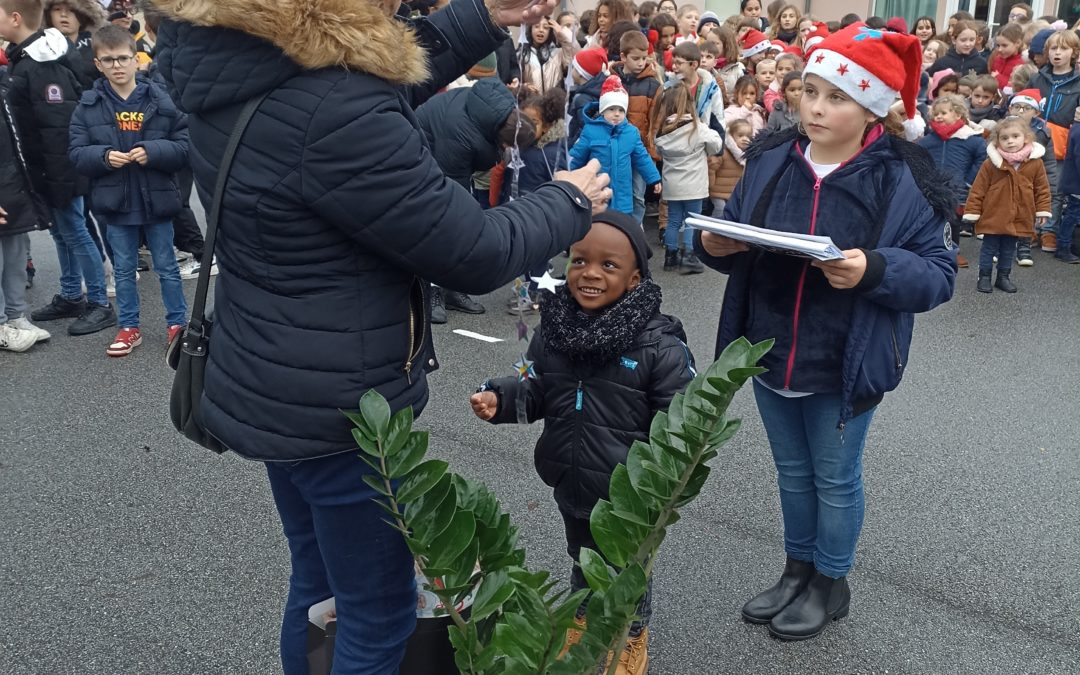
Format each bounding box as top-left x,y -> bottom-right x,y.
172,166 -> 205,261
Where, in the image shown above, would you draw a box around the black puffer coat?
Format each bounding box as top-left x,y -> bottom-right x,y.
415,77 -> 515,187
926,47 -> 988,77
0,76 -> 52,236
154,0 -> 593,462
4,29 -> 86,208
485,313 -> 695,518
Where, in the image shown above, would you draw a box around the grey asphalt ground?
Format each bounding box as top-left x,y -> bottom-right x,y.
2,207 -> 1079,675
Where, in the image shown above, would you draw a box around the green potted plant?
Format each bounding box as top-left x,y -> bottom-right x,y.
347,337 -> 772,674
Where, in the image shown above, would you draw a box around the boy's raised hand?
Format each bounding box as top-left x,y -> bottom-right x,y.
107,151 -> 131,169
470,391 -> 499,420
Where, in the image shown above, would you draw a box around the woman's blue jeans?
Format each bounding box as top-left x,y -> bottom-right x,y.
752,380 -> 876,578
266,451 -> 417,674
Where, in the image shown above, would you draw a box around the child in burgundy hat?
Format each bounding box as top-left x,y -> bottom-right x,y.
696,22 -> 957,641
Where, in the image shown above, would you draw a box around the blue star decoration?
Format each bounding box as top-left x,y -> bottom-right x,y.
514,354 -> 536,382
530,271 -> 565,294
854,26 -> 884,41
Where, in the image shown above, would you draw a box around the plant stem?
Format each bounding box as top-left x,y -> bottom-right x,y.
374,438 -> 477,665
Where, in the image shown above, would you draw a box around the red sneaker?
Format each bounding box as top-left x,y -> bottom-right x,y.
167,324 -> 184,348
107,327 -> 142,357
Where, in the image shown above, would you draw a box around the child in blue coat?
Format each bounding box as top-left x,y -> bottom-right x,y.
569,75 -> 661,219
68,26 -> 189,357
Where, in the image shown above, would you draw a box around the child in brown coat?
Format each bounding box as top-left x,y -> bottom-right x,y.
963,117 -> 1052,294
708,118 -> 752,214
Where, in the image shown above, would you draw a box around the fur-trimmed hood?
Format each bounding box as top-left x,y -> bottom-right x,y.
986,140 -> 1046,168
150,0 -> 428,84
43,0 -> 107,32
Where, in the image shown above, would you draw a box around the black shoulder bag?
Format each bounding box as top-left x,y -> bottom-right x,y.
166,93 -> 268,453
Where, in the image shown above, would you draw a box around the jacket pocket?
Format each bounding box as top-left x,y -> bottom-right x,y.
404,278 -> 428,384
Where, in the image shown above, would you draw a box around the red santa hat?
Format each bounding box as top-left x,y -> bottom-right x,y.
802,23 -> 830,55
783,44 -> 804,56
1010,88 -> 1042,111
740,29 -> 770,59
768,40 -> 786,54
573,48 -> 608,80
598,75 -> 629,114
802,22 -> 922,120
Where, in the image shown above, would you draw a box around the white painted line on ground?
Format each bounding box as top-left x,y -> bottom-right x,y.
452,329 -> 504,343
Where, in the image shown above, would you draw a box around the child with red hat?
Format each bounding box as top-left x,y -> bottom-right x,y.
696,22 -> 957,642
569,75 -> 661,218
567,47 -> 609,145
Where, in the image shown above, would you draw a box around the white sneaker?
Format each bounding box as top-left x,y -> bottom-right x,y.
103,258 -> 116,298
175,247 -> 192,263
180,256 -> 218,280
10,316 -> 50,342
0,323 -> 36,352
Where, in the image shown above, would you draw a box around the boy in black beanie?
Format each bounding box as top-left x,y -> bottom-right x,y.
470,210 -> 694,674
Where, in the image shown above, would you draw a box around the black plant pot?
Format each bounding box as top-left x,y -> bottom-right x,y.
399,610 -> 468,675
307,611 -> 467,675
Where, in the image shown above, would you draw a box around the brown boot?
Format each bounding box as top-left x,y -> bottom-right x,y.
557,616 -> 587,659
1041,232 -> 1058,252
956,253 -> 969,268
614,628 -> 649,675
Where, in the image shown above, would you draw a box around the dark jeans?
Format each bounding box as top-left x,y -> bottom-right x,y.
561,510 -> 652,636
266,451 -> 417,675
172,166 -> 205,261
979,234 -> 1018,272
1059,194 -> 1080,253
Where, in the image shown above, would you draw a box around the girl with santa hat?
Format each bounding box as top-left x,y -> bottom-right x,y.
695,23 -> 958,641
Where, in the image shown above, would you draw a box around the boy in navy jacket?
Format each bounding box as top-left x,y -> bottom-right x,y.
68,25 -> 188,357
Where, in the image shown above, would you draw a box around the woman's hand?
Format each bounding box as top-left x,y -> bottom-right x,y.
811,249 -> 868,289
470,391 -> 499,420
487,0 -> 559,27
554,159 -> 613,215
0,206 -> 6,226
700,232 -> 750,257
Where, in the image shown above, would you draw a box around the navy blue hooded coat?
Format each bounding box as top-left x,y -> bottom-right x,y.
695,127 -> 957,426
153,0 -> 593,461
68,78 -> 189,222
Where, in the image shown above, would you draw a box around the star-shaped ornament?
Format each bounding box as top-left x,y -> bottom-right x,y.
530,271 -> 565,294
516,319 -> 529,341
514,354 -> 536,382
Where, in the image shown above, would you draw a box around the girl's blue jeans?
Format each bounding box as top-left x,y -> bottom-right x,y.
664,199 -> 702,253
266,451 -> 417,674
753,380 -> 876,578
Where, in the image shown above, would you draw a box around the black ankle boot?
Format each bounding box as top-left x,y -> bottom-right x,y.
994,270 -> 1017,293
741,557 -> 815,624
977,270 -> 993,293
768,570 -> 850,641
663,249 -> 678,271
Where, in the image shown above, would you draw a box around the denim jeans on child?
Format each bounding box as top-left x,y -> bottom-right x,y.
979,234 -> 1018,272
664,199 -> 703,253
561,510 -> 652,636
266,450 -> 417,675
1058,194 -> 1080,253
106,223 -> 188,328
49,196 -> 108,307
632,172 -> 646,225
752,380 -> 877,578
0,234 -> 30,324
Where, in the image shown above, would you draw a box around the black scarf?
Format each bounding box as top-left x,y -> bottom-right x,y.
540,278 -> 663,364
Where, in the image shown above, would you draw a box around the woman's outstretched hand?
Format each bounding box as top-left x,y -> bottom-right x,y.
487,0 -> 559,27
554,159 -> 613,215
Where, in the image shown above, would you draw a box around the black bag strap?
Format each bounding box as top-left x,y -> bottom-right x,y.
189,92 -> 270,334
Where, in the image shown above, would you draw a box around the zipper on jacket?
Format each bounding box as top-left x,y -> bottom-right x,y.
783,176 -> 822,390
573,379 -> 584,510
404,280 -> 427,384
890,321 -> 903,372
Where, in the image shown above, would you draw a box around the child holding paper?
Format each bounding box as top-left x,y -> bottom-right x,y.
695,23 -> 956,642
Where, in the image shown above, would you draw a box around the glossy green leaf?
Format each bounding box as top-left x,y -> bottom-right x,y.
358,389 -> 391,439
472,569 -> 515,620
608,464 -> 652,526
426,509 -> 475,570
387,430 -> 428,478
578,547 -> 614,593
384,405 -> 414,456
350,427 -> 379,456
361,474 -> 392,498
396,459 -> 448,503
